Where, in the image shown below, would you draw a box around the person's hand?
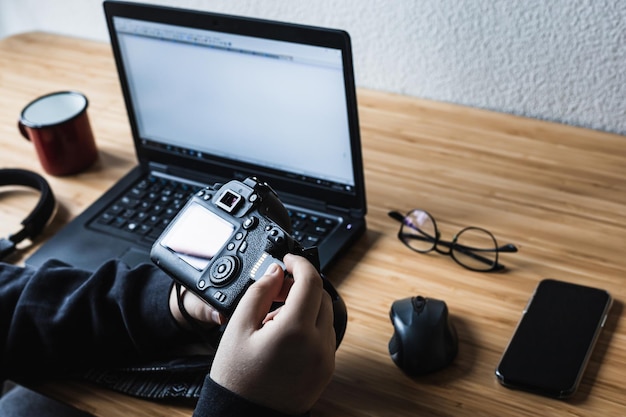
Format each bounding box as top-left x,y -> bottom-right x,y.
169,284 -> 224,329
209,254 -> 336,415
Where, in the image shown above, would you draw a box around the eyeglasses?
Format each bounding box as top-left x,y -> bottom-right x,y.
388,209 -> 518,272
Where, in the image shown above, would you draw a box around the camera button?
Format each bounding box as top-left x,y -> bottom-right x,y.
239,241 -> 248,253
227,242 -> 236,251
235,232 -> 244,240
243,216 -> 258,230
210,256 -> 239,286
213,291 -> 226,302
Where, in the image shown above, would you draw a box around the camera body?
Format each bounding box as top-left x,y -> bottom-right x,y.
150,177 -> 319,317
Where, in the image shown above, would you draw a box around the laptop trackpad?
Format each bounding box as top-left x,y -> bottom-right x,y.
120,247 -> 151,268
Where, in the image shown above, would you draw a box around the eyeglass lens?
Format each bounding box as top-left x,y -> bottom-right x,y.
401,210 -> 437,252
451,227 -> 499,271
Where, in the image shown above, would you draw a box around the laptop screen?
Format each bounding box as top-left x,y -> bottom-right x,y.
112,16 -> 356,193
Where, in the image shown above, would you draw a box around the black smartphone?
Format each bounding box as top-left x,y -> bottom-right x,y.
495,279 -> 612,398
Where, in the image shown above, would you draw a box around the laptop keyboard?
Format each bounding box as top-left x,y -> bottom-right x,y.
91,175 -> 338,249
287,209 -> 338,248
91,175 -> 202,243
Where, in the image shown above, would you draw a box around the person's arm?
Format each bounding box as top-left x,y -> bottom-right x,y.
194,254 -> 336,416
0,255 -> 333,416
0,259 -> 211,380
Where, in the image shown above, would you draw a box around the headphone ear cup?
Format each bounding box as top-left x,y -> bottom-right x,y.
0,168 -> 55,261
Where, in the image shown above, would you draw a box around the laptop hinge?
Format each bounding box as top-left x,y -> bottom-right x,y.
147,162 -> 225,185
147,161 -> 168,173
279,192 -> 325,210
328,204 -> 363,218
278,191 -> 362,218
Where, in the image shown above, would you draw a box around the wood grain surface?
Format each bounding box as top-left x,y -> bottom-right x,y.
1,32 -> 624,417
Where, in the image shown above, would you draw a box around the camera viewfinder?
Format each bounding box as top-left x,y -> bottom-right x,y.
217,190 -> 242,213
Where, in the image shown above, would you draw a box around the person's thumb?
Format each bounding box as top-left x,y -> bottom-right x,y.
228,263 -> 284,330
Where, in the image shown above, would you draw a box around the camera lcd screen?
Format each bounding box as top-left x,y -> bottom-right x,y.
160,202 -> 235,270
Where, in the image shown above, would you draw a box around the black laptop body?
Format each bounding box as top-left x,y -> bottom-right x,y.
27,0 -> 366,273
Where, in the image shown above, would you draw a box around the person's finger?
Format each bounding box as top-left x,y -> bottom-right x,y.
229,263 -> 285,330
169,284 -> 224,328
316,290 -> 334,328
317,290 -> 336,348
281,254 -> 324,324
182,289 -> 224,325
262,305 -> 283,324
274,274 -> 294,302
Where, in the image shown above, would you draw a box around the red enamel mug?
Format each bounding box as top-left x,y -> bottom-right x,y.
18,91 -> 98,176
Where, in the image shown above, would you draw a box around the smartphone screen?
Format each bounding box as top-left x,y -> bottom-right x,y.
495,279 -> 611,398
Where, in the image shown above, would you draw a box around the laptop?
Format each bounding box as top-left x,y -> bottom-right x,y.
26,0 -> 367,273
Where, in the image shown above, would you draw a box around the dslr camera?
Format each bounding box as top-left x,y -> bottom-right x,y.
150,177 -> 319,317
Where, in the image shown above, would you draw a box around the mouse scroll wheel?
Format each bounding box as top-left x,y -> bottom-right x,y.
412,296 -> 426,313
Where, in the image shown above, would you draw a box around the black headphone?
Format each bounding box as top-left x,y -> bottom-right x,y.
0,168 -> 56,261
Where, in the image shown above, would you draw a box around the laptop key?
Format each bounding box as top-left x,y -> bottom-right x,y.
138,224 -> 152,235
314,225 -> 328,235
122,209 -> 135,219
97,212 -> 114,225
304,236 -> 320,246
120,196 -> 139,208
112,217 -> 126,228
109,204 -> 123,214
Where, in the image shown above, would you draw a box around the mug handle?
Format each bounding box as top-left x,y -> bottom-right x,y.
18,120 -> 31,141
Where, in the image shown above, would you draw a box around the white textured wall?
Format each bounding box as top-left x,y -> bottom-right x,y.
1,0 -> 624,135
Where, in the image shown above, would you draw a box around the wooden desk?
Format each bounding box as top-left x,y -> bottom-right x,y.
1,32 -> 625,417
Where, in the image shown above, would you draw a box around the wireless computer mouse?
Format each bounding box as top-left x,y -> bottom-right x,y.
389,295 -> 458,375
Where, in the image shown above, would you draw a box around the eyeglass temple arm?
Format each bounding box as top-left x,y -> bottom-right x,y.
400,234 -> 517,267
450,241 -> 518,253
388,211 -> 405,223
401,233 -> 495,264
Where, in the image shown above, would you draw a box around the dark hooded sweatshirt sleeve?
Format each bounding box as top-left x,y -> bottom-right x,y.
0,259 -> 188,380
0,259 -> 310,416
